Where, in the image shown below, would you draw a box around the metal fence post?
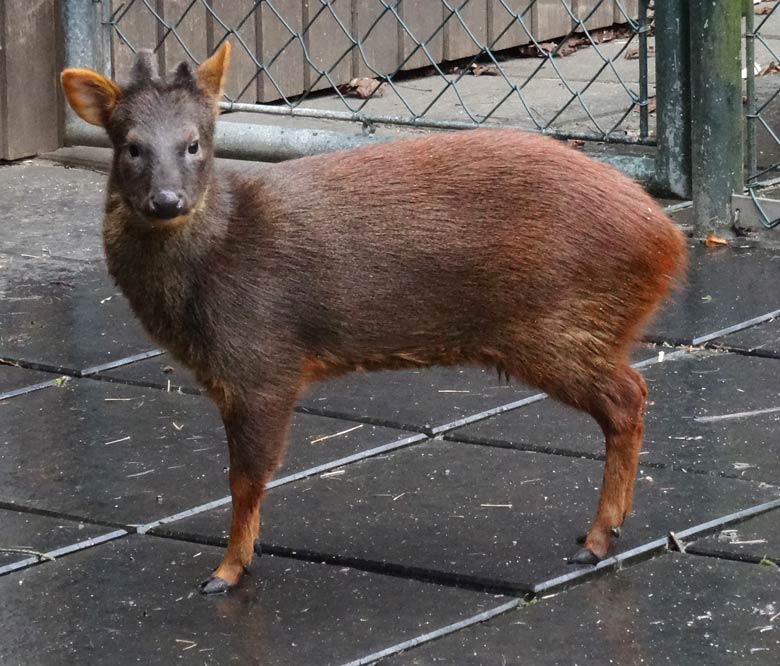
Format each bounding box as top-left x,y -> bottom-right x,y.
60,0 -> 103,142
655,1 -> 691,198
60,0 -> 102,71
688,0 -> 743,236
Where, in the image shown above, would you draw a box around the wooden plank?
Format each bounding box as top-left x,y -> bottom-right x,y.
399,0 -> 445,71
534,0 -> 573,41
303,0 -> 354,93
615,0 -> 639,23
208,1 -> 259,102
258,0 -> 304,102
159,0 -> 209,73
573,1 -> 614,32
110,0 -> 163,83
354,0 -> 400,78
446,0 -> 488,61
488,0 -> 534,51
0,0 -> 61,160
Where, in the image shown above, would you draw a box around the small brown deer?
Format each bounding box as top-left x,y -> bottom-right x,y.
61,42 -> 686,594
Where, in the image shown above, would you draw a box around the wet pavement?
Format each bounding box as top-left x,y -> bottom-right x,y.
2,159 -> 780,665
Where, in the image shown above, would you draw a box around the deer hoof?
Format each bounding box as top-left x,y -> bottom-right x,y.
568,547 -> 601,566
199,575 -> 232,595
254,540 -> 263,557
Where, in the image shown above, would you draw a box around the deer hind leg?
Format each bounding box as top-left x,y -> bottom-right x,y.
568,364 -> 647,564
200,383 -> 296,594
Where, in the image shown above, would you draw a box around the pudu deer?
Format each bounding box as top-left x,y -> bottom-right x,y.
61,42 -> 687,594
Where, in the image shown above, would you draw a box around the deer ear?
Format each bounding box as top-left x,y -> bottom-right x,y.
196,41 -> 231,107
61,69 -> 121,127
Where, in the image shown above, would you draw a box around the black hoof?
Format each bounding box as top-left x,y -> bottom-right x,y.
199,575 -> 232,595
568,548 -> 601,566
254,540 -> 263,557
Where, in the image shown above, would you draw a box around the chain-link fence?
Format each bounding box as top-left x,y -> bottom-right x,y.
100,1 -> 653,144
745,0 -> 780,228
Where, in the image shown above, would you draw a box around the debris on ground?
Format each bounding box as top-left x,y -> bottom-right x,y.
337,78 -> 386,99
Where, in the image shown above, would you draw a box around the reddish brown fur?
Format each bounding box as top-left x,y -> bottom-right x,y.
61,46 -> 687,592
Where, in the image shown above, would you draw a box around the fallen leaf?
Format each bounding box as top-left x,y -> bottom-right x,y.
337,78 -> 385,99
568,139 -> 585,149
469,63 -> 499,76
625,43 -> 657,60
557,36 -> 589,57
755,2 -> 774,15
704,232 -> 729,248
633,95 -> 657,114
758,62 -> 780,77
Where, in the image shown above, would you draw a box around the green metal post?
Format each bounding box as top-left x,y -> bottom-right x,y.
744,0 -> 757,180
689,0 -> 743,236
655,0 -> 691,197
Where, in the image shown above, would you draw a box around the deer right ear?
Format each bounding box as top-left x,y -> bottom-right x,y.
61,69 -> 121,127
196,41 -> 231,110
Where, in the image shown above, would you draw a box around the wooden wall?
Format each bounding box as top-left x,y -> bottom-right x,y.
110,0 -> 640,103
0,0 -> 61,161
0,1 -> 639,160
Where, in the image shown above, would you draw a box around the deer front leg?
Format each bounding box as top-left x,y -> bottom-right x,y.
200,384 -> 296,594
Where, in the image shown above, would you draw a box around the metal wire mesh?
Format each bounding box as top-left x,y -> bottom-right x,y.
746,1 -> 780,227
104,0 -> 653,144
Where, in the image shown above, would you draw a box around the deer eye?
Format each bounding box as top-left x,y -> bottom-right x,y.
187,140 -> 199,155
127,143 -> 140,158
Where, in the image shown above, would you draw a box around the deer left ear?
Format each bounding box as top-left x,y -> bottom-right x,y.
196,41 -> 231,110
61,69 -> 122,127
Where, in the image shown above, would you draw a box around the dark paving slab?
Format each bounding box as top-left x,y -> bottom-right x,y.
299,368 -> 533,433
102,360 -> 537,433
382,554 -> 780,665
156,440 -> 777,593
0,363 -> 60,398
0,534 -> 505,666
0,254 -> 156,374
711,316 -> 780,358
0,161 -> 105,262
0,508 -> 109,570
98,352 -> 202,394
449,350 -> 780,484
0,378 -> 412,526
645,243 -> 780,345
98,346 -> 661,437
298,346 -> 662,434
688,507 -> 780,565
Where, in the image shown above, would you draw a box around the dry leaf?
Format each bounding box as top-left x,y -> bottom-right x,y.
624,48 -> 639,60
557,36 -> 589,57
469,63 -> 499,77
755,2 -> 774,15
633,96 -> 657,114
758,62 -> 780,77
338,78 -> 385,99
704,233 -> 729,248
568,139 -> 585,149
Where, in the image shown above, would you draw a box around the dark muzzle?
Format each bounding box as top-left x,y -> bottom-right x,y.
149,190 -> 186,219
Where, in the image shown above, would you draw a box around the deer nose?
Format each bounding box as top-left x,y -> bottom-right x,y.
150,190 -> 185,219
